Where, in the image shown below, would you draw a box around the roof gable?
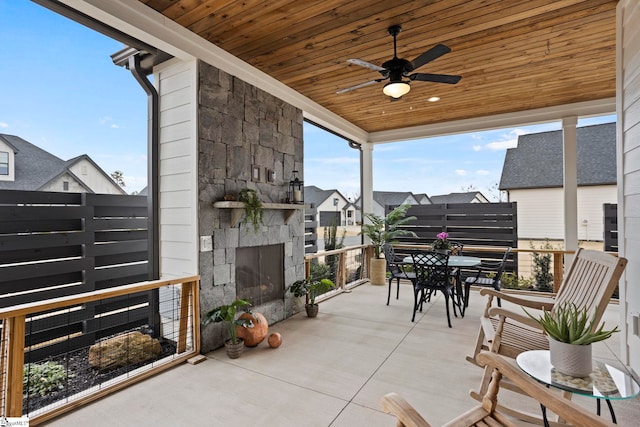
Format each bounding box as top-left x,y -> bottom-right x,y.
499,122 -> 616,190
0,134 -> 67,191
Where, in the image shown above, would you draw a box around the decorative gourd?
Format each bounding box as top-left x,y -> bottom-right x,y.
268,333 -> 282,348
235,312 -> 268,347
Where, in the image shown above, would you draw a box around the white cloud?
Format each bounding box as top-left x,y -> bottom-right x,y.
472,145 -> 482,152
98,116 -> 112,125
476,170 -> 490,176
485,139 -> 518,151
454,169 -> 467,176
110,124 -> 119,129
0,122 -> 8,128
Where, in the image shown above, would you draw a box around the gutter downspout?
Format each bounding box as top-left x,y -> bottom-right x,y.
128,54 -> 160,281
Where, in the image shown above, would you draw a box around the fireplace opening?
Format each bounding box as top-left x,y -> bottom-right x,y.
235,244 -> 284,306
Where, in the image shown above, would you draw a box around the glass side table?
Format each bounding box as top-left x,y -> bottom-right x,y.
517,350 -> 640,425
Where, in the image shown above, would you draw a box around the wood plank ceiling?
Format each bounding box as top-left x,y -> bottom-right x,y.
138,0 -> 617,134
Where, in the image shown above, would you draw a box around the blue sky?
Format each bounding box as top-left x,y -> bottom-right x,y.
3,1 -> 614,197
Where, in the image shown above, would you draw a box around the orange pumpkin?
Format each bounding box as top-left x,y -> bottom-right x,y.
235,312 -> 268,347
268,333 -> 282,348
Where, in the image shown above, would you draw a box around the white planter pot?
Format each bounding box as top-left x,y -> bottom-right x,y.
549,337 -> 592,377
370,258 -> 387,286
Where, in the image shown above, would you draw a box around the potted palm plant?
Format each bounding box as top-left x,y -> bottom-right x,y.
202,298 -> 254,358
289,277 -> 335,317
525,302 -> 618,377
360,204 -> 417,285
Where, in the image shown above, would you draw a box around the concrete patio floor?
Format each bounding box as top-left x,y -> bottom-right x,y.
44,282 -> 639,426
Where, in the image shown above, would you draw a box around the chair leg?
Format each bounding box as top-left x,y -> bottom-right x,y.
411,286 -> 420,322
464,282 -> 471,308
493,283 -> 501,307
396,278 -> 400,300
387,276 -> 393,305
443,291 -> 452,328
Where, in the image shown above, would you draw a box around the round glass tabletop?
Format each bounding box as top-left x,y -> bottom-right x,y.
517,350 -> 640,400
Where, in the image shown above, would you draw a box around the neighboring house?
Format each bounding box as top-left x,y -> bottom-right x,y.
304,185 -> 354,226
429,191 -> 489,204
354,191 -> 422,222
413,193 -> 432,204
499,122 -> 616,241
0,134 -> 126,194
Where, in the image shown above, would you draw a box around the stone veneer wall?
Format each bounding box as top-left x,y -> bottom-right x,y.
196,61 -> 306,352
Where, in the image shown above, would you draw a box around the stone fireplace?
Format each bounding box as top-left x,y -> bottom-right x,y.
196,61 -> 305,352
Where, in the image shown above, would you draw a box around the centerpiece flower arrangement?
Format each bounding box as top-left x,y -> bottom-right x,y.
432,232 -> 452,251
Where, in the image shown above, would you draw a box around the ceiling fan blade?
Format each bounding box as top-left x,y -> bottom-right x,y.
336,79 -> 382,94
409,73 -> 461,84
411,44 -> 451,70
347,58 -> 386,72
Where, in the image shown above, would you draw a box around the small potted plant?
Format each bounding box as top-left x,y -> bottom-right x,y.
202,298 -> 254,358
238,188 -> 263,233
525,302 -> 618,377
289,277 -> 335,317
360,204 -> 417,285
432,231 -> 452,252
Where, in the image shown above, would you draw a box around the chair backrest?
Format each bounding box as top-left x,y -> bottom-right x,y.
493,247 -> 512,282
553,249 -> 627,331
449,241 -> 464,256
412,251 -> 449,286
382,243 -> 402,275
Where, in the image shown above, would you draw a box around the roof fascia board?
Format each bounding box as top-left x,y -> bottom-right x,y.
55,0 -> 368,143
368,98 -> 616,144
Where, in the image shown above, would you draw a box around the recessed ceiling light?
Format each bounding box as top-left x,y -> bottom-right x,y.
428,96 -> 440,102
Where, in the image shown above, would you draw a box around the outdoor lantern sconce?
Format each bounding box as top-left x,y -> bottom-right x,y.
289,170 -> 304,204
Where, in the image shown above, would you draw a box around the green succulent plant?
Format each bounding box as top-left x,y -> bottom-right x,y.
525,302 -> 619,345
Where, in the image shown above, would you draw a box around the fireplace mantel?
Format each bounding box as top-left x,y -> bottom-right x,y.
213,201 -> 307,227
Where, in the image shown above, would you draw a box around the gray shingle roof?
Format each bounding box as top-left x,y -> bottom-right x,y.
0,134 -> 67,190
499,122 -> 616,190
373,191 -> 414,206
304,185 -> 348,207
430,192 -> 486,204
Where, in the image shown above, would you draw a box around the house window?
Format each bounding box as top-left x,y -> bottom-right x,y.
63,181 -> 69,191
0,151 -> 8,175
347,211 -> 353,218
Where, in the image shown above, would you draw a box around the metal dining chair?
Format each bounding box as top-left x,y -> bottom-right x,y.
411,251 -> 459,327
383,243 -> 416,305
464,247 -> 511,308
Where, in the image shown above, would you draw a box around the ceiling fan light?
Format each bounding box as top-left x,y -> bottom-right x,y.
383,81 -> 410,98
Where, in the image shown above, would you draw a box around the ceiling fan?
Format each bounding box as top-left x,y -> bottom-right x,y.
337,25 -> 461,99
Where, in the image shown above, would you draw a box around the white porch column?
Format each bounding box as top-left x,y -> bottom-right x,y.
361,142 -> 375,241
562,116 -> 578,257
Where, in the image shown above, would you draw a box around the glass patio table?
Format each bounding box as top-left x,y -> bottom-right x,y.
517,350 -> 640,425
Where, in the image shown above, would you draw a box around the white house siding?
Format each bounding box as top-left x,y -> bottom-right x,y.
508,185 -> 616,241
155,58 -> 199,279
67,158 -> 125,194
618,0 -> 640,374
40,173 -> 87,193
316,191 -> 348,225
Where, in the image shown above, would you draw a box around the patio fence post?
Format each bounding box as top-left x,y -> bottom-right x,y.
553,253 -> 563,293
5,315 -> 26,416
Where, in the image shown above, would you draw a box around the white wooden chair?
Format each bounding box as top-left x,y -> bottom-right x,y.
381,352 -> 615,427
465,248 -> 627,423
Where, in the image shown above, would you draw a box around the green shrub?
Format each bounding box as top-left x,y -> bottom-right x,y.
531,239 -> 554,291
23,361 -> 71,397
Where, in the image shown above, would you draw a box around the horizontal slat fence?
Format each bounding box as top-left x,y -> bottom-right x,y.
304,206 -> 318,253
0,189 -> 153,360
603,203 -> 618,252
387,203 -> 518,276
